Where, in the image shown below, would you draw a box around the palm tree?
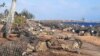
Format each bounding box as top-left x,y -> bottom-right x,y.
2,0 -> 16,38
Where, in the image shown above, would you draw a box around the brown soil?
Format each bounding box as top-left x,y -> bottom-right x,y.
0,26 -> 100,56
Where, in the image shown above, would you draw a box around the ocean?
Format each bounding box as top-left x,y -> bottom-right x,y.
64,22 -> 100,27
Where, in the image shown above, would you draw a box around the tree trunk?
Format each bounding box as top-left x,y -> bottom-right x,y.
2,0 -> 16,38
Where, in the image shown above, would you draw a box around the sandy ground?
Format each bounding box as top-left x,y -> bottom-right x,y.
26,31 -> 100,56
48,31 -> 100,56
29,36 -> 100,56
29,42 -> 100,56
0,24 -> 100,56
81,42 -> 100,56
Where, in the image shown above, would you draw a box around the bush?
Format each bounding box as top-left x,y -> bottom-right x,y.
13,16 -> 26,27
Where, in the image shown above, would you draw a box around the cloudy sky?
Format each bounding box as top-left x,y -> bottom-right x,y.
0,0 -> 100,22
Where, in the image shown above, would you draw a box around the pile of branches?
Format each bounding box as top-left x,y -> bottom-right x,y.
0,40 -> 27,56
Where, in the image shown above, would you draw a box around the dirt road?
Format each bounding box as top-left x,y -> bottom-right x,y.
81,42 -> 100,56
29,42 -> 100,56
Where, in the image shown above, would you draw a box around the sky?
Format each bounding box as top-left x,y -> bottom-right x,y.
0,0 -> 100,22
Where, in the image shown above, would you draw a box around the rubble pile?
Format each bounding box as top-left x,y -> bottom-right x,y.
1,20 -> 99,56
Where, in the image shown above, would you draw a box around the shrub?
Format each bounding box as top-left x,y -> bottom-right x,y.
13,16 -> 26,27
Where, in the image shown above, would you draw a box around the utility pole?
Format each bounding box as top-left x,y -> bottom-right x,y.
82,18 -> 85,22
2,0 -> 16,38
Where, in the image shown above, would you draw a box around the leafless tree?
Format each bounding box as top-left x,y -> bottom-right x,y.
2,0 -> 16,38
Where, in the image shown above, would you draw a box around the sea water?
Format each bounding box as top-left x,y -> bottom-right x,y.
64,22 -> 100,27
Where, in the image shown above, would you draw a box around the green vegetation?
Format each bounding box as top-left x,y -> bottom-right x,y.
21,10 -> 35,19
13,16 -> 26,26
